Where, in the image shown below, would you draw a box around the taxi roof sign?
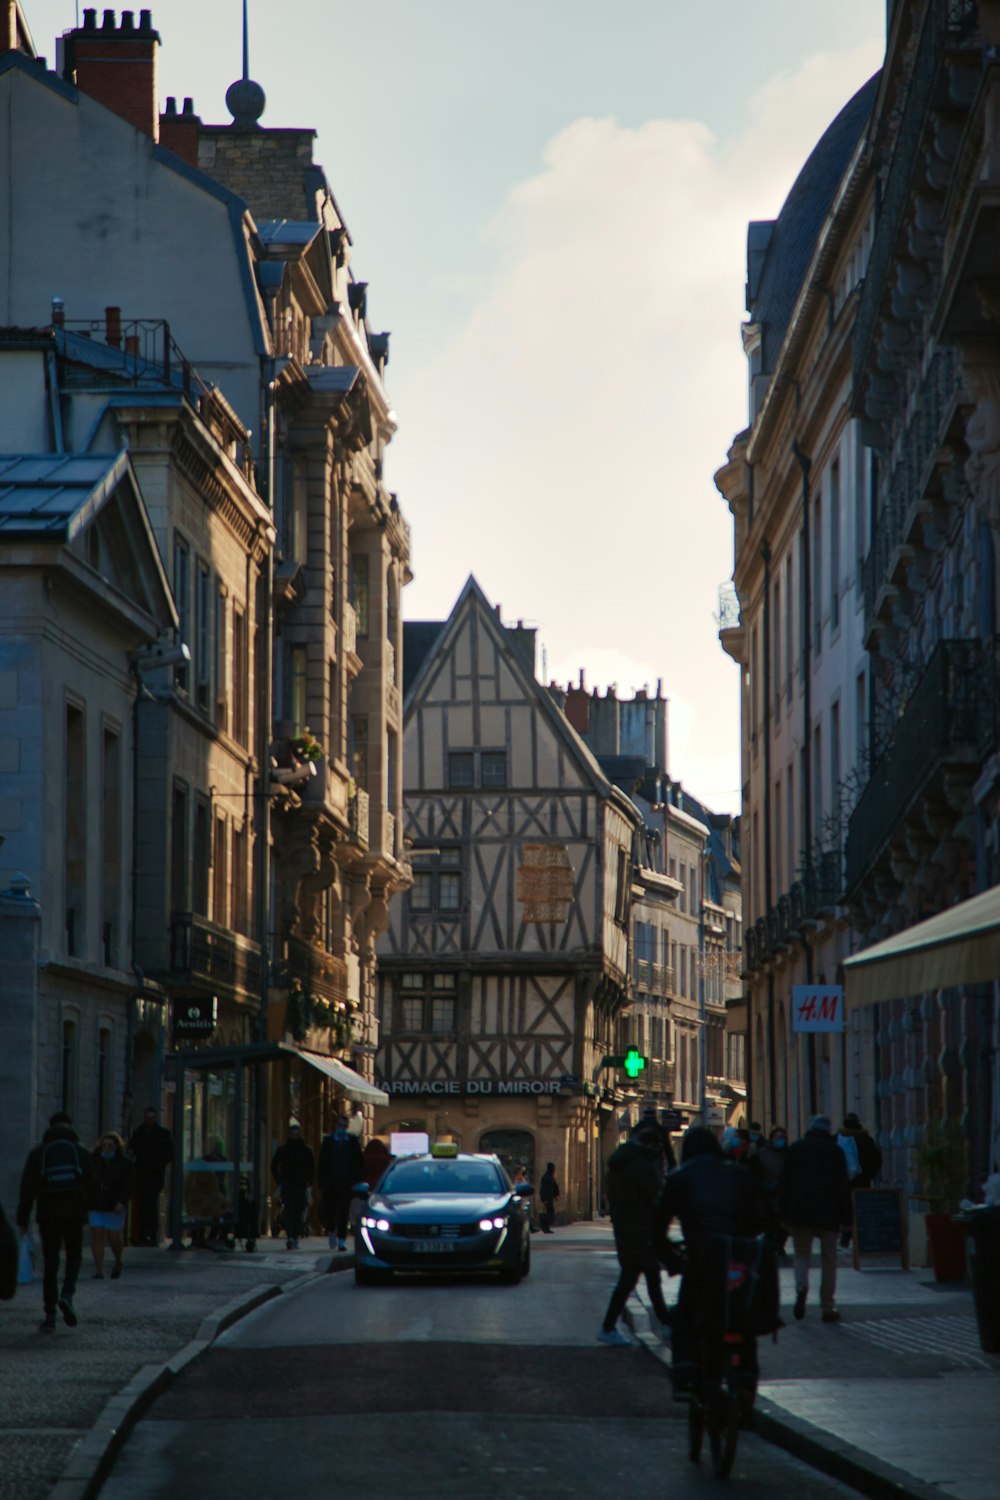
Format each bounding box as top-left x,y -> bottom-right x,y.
430,1141 -> 460,1157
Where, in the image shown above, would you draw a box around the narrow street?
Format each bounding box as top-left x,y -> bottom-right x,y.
97,1227 -> 858,1500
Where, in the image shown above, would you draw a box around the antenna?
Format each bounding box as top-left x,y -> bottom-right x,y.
242,0 -> 249,80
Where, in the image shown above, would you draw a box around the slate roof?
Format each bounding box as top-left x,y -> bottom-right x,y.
305,365 -> 361,394
751,73 -> 879,373
402,620 -> 446,699
256,220 -> 322,248
0,452 -> 129,536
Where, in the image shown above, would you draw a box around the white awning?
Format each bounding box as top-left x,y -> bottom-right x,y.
292,1046 -> 389,1105
842,885 -> 1000,1008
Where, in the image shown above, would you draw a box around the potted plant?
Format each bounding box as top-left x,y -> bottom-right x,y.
917,1115 -> 968,1282
290,727 -> 324,762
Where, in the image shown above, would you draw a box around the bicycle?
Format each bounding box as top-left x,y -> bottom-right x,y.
686,1326 -> 754,1478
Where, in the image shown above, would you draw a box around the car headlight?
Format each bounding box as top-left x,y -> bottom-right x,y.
479,1216 -> 507,1231
362,1216 -> 391,1232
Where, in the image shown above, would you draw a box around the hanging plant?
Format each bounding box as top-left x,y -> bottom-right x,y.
290,727 -> 324,762
286,980 -> 313,1043
312,999 -> 334,1028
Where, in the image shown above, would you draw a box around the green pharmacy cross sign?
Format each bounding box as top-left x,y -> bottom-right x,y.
601,1046 -> 649,1079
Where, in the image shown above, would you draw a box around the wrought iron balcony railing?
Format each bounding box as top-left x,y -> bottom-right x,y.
286,935 -> 349,1006
170,912 -> 262,996
633,959 -> 675,998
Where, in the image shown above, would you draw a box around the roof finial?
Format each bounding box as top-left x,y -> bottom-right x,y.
225,0 -> 265,128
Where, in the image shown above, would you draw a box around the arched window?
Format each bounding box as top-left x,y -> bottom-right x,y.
479,1128 -> 535,1183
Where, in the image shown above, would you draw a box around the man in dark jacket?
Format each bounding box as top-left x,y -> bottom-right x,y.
271,1121 -> 315,1248
17,1112 -> 97,1331
0,1197 -> 18,1302
538,1162 -> 560,1233
779,1114 -> 853,1323
598,1128 -> 673,1346
656,1126 -> 774,1396
318,1116 -> 364,1251
635,1106 -> 677,1171
128,1107 -> 174,1246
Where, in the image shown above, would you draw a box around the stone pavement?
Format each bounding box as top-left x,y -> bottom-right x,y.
628,1243 -> 1000,1500
0,1234 -> 346,1500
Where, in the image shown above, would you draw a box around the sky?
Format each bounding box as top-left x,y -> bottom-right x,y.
27,1 -> 887,813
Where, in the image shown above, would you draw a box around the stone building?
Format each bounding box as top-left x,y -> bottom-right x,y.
375,580 -> 641,1219
0,5 -> 406,1219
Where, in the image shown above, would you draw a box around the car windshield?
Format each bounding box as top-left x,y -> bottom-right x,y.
381,1159 -> 505,1194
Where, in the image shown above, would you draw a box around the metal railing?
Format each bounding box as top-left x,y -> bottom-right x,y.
845,638 -> 983,890
633,959 -> 675,997
286,935 -> 349,1006
170,912 -> 262,995
57,317 -> 211,403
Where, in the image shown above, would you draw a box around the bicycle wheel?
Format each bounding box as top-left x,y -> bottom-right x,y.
687,1399 -> 704,1464
708,1389 -> 740,1478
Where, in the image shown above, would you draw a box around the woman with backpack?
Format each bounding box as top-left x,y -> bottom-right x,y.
90,1133 -> 134,1280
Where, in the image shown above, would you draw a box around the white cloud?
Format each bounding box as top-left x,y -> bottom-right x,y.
395,37 -> 883,818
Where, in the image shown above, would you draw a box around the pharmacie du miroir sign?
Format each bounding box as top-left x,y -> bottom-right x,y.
380,1078 -> 577,1096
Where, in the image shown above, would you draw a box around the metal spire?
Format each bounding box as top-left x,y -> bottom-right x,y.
226,0 -> 265,127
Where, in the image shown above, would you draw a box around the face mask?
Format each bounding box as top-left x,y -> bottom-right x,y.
101,1148 -> 115,1159
773,1139 -> 786,1149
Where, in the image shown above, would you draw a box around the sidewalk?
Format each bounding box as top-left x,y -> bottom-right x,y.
629,1246 -> 1000,1500
0,1235 -> 346,1500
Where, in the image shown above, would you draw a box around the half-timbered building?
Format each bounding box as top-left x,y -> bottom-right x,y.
375,578 -> 642,1219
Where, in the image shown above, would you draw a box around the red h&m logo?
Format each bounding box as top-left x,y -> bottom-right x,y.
791,984 -> 845,1033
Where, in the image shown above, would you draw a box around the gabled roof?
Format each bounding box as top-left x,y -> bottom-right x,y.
0,452 -> 131,536
404,575 -> 637,811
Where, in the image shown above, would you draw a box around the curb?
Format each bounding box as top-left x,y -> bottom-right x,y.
47,1254 -> 354,1500
631,1326 -> 941,1500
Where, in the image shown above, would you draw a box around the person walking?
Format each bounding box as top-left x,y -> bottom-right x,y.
635,1106 -> 677,1170
779,1114 -> 853,1324
318,1115 -> 364,1251
0,1196 -> 18,1303
90,1133 -> 134,1280
512,1164 -> 538,1232
756,1125 -> 789,1254
16,1111 -> 97,1332
128,1107 -> 174,1247
538,1161 -> 560,1233
838,1113 -> 882,1188
271,1121 -> 315,1249
598,1127 -> 673,1346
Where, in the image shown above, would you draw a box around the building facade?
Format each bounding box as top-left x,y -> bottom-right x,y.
375,580 -> 641,1218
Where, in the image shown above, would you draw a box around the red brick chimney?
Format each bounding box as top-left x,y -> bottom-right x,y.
63,9 -> 161,142
159,95 -> 201,166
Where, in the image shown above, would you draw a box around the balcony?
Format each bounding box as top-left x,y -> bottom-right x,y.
633,959 -> 675,998
382,809 -> 396,861
170,912 -> 262,997
286,935 -> 349,1006
845,639 -> 984,893
348,787 -> 370,848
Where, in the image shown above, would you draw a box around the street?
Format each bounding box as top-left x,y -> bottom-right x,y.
97,1228 -> 858,1500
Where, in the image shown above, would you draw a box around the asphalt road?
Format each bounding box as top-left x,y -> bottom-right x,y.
98,1230 -> 862,1500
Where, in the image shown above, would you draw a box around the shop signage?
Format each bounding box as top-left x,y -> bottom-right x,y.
791,984 -> 845,1033
380,1078 -> 570,1097
172,998 -> 219,1042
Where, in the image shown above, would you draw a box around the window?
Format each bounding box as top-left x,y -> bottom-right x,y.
856,671 -> 867,772
173,534 -> 190,693
290,645 -> 308,733
614,846 -> 629,927
101,726 -> 121,968
212,815 -> 228,927
193,797 -> 210,917
351,715 -> 369,790
813,495 -> 823,655
775,778 -> 783,894
787,763 -> 795,886
750,626 -> 758,746
813,724 -> 823,840
171,782 -> 188,916
232,607 -> 248,747
784,554 -> 794,703
410,849 -> 462,912
773,578 -> 781,718
195,560 -> 211,712
830,457 -> 841,633
290,454 -> 308,563
61,1018 -> 78,1116
232,823 -> 248,935
351,553 -> 370,637
448,752 -> 474,789
66,703 -> 85,957
830,701 -> 841,834
97,1025 -> 111,1133
481,751 -> 507,788
214,584 -> 228,732
397,973 -> 457,1033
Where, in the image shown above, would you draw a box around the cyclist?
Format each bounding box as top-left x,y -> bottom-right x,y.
656,1125 -> 776,1402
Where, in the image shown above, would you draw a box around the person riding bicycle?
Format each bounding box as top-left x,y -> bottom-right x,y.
656,1125 -> 777,1403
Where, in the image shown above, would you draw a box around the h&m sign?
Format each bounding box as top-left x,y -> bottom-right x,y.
791,985 -> 844,1033
382,1079 -> 566,1096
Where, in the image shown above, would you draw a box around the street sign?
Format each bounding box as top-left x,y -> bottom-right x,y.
601,1047 -> 648,1078
791,984 -> 845,1033
172,997 -> 218,1042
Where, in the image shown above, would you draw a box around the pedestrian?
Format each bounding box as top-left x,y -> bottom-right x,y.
185,1136 -> 231,1248
778,1114 -> 853,1324
837,1113 -> 882,1188
538,1161 -> 560,1232
271,1120 -> 315,1249
598,1126 -> 673,1346
634,1106 -> 677,1170
127,1106 -> 174,1247
16,1111 -> 97,1332
511,1163 -> 537,1231
90,1132 -> 134,1280
318,1114 -> 364,1251
362,1135 -> 392,1192
756,1125 -> 789,1254
0,1196 -> 18,1303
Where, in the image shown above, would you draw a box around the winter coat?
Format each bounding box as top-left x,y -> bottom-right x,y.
633,1113 -> 677,1170
17,1122 -> 97,1227
606,1138 -> 664,1265
778,1128 -> 853,1232
91,1149 -> 136,1214
128,1121 -> 174,1186
271,1137 -> 316,1198
839,1126 -> 882,1188
0,1198 -> 17,1301
539,1169 -> 560,1210
318,1129 -> 364,1197
657,1153 -> 771,1249
755,1141 -> 787,1195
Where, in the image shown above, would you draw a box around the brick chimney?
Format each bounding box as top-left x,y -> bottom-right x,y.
62,9 -> 161,142
159,95 -> 201,166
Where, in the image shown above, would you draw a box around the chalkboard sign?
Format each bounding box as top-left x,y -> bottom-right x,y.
852,1188 -> 908,1269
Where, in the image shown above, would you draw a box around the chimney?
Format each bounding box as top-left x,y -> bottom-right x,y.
63,9 -> 161,142
159,95 -> 201,167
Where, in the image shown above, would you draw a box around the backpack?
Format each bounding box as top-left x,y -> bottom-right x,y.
691,1232 -> 782,1338
838,1133 -> 861,1182
41,1139 -> 83,1193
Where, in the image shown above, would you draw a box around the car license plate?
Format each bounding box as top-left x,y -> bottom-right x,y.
414,1240 -> 454,1253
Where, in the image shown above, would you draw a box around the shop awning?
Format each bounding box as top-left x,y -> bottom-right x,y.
842,884 -> 1000,1008
296,1047 -> 389,1105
